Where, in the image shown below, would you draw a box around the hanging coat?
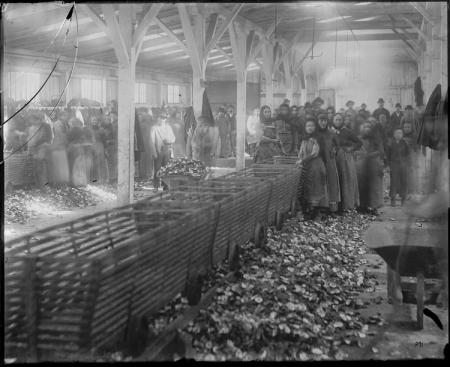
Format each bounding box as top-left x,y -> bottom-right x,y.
417,84 -> 441,149
414,76 -> 424,107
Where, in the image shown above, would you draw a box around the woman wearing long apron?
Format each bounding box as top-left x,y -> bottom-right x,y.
316,114 -> 341,213
89,115 -> 110,184
333,114 -> 362,212
67,123 -> 88,187
355,122 -> 384,215
254,106 -> 283,163
49,111 -> 70,186
150,112 -> 175,191
297,119 -> 329,220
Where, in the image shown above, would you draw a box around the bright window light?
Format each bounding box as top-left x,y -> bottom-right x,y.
141,42 -> 177,52
354,16 -> 379,22
304,2 -> 329,7
318,16 -> 351,23
354,2 -> 371,5
211,59 -> 229,65
207,55 -> 224,61
161,49 -> 185,56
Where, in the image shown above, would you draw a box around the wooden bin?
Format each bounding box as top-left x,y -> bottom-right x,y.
159,174 -> 204,191
5,199 -> 216,361
4,151 -> 34,188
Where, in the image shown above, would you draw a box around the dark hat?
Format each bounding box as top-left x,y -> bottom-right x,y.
377,98 -> 384,103
395,103 -> 402,108
360,103 -> 367,108
405,105 -> 414,110
318,114 -> 328,120
346,100 -> 355,107
304,102 -> 312,108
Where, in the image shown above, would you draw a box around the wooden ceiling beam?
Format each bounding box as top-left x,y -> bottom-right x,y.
101,4 -> 129,66
409,2 -> 436,26
398,14 -> 430,41
153,17 -> 188,54
204,4 -> 244,56
132,3 -> 164,49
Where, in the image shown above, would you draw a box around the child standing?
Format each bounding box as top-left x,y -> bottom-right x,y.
387,128 -> 410,206
297,119 -> 329,220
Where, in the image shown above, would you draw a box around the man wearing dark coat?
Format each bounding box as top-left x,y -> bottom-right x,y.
373,98 -> 391,121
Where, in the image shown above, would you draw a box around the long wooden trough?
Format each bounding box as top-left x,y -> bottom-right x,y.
4,160 -> 300,361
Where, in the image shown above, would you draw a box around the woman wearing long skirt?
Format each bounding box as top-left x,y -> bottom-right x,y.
317,114 -> 341,213
254,106 -> 283,163
355,122 -> 384,215
89,116 -> 110,184
67,124 -> 88,187
297,119 -> 329,220
333,114 -> 362,212
48,111 -> 70,186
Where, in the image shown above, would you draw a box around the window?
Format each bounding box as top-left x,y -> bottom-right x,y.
81,78 -> 103,102
6,71 -> 42,102
135,82 -> 146,104
167,84 -> 181,104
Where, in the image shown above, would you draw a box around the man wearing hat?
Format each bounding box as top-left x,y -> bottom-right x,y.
390,103 -> 403,132
358,103 -> 371,120
345,100 -> 358,134
373,98 -> 390,122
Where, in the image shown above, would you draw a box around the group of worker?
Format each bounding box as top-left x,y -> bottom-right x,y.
243,97 -> 422,219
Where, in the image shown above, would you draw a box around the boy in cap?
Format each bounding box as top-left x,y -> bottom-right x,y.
390,103 -> 403,132
386,128 -> 410,206
373,98 -> 390,121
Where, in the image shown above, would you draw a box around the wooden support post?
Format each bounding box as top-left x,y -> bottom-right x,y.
229,22 -> 247,170
178,4 -> 207,119
262,43 -> 274,110
283,56 -> 293,104
440,2 -> 448,91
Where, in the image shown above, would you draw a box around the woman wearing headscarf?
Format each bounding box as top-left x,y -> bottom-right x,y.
355,122 -> 384,215
297,118 -> 329,220
316,114 -> 341,213
254,105 -> 283,163
333,113 -> 362,212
